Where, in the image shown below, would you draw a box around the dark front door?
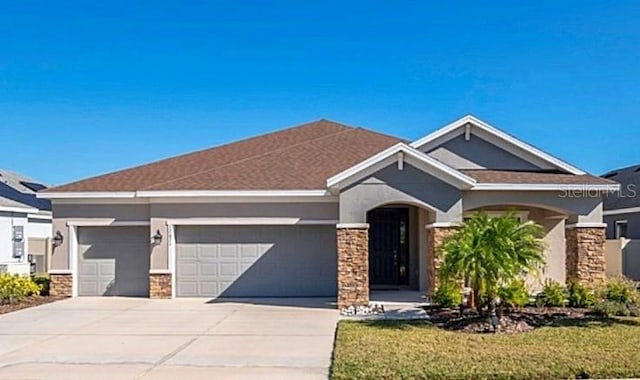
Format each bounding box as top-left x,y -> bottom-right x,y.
367,208 -> 409,286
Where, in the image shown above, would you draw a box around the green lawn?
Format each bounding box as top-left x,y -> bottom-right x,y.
331,318 -> 640,380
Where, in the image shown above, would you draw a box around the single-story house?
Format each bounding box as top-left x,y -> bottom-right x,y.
0,169 -> 52,275
38,116 -> 619,307
602,165 -> 640,280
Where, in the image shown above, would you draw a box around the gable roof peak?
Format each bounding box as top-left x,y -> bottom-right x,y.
410,115 -> 586,175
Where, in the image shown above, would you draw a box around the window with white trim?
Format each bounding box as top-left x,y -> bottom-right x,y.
615,220 -> 628,239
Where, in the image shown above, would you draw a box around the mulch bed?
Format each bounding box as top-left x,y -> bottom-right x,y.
425,306 -> 594,334
0,296 -> 65,315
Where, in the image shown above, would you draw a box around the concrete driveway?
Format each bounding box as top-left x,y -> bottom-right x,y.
0,297 -> 338,380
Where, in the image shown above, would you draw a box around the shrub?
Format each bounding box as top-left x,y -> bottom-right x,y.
0,274 -> 42,304
536,280 -> 566,307
31,274 -> 50,296
590,276 -> 640,317
600,276 -> 639,304
593,300 -> 632,317
567,281 -> 596,308
433,281 -> 462,308
498,279 -> 530,308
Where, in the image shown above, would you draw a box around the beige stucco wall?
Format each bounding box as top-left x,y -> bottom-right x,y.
605,239 -> 623,277
50,201 -> 338,272
339,163 -> 462,223
52,204 -> 150,220
463,190 -> 603,224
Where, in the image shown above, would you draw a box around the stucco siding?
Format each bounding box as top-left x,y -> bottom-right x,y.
52,204 -> 151,221
340,163 -> 462,223
50,201 -> 338,272
425,133 -> 545,171
149,202 -> 338,221
464,190 -> 603,223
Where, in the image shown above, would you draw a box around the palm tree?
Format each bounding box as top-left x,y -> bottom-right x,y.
439,210 -> 545,311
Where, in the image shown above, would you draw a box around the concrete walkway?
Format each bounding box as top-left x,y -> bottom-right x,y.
0,297 -> 338,380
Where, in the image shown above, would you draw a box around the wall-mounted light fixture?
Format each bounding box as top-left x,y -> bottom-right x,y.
52,230 -> 64,247
152,229 -> 163,245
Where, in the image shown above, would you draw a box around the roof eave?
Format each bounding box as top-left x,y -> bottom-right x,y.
470,183 -> 621,191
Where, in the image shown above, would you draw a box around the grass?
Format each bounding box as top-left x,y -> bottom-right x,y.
330,318 -> 640,380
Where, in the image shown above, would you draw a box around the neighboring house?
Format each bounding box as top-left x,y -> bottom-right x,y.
38,116 -> 618,307
0,170 -> 52,275
602,164 -> 640,280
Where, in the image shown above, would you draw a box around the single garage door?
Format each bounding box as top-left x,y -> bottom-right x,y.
78,226 -> 150,296
176,225 -> 337,297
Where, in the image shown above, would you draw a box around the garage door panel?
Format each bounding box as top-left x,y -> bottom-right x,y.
78,226 -> 150,297
175,225 -> 337,297
99,262 -> 115,276
80,262 -> 99,276
219,245 -> 238,258
200,263 -> 218,276
199,245 -> 218,259
219,262 -> 239,276
201,282 -> 219,295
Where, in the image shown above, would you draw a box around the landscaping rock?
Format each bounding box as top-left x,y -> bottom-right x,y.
340,303 -> 385,317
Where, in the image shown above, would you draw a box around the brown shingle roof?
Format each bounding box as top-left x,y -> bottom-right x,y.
461,170 -> 616,185
45,120 -> 610,193
46,119 -> 404,192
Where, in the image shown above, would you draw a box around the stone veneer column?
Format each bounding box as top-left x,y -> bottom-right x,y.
565,226 -> 606,284
337,225 -> 369,309
426,225 -> 458,297
49,273 -> 73,297
149,272 -> 172,299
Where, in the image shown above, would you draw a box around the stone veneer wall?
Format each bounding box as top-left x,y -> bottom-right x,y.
337,227 -> 369,309
565,227 -> 606,284
49,273 -> 73,297
426,226 -> 458,297
149,273 -> 172,299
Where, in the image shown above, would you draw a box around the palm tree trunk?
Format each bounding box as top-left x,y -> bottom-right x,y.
471,287 -> 480,311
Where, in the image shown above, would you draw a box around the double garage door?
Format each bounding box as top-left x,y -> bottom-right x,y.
77,225 -> 337,297
175,225 -> 337,297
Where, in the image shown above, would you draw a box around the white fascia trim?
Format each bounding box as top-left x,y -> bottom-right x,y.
48,269 -> 73,275
66,219 -> 151,227
425,222 -> 461,229
471,183 -> 620,192
27,213 -> 53,220
336,223 -> 369,229
0,205 -> 39,214
410,115 -> 586,175
37,191 -> 136,199
566,222 -> 607,229
604,206 -> 640,216
149,269 -> 172,275
135,189 -> 332,197
326,143 -> 476,189
39,190 -> 334,201
166,217 -> 339,226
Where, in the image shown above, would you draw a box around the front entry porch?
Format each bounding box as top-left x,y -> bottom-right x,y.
337,202 -> 608,309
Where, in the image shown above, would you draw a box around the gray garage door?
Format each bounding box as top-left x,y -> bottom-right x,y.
78,226 -> 150,296
176,225 -> 337,297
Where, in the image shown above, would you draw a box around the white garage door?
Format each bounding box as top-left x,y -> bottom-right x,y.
175,225 -> 337,297
77,226 -> 150,296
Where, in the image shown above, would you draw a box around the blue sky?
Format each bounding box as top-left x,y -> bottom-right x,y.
1,1 -> 638,185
